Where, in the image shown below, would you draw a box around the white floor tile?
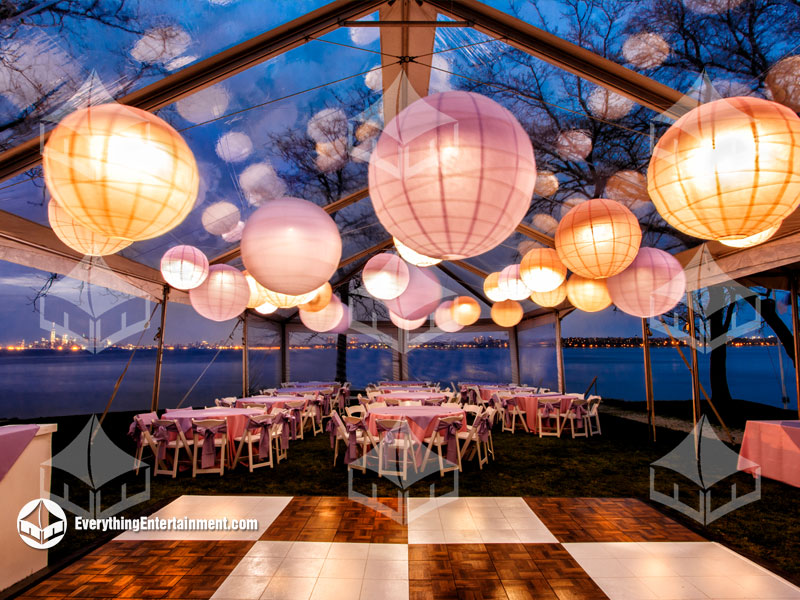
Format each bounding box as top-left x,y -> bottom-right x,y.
364,559 -> 409,580
288,542 -> 333,559
617,557 -> 679,578
472,517 -> 514,530
564,542 -> 616,559
685,575 -> 748,598
230,557 -> 283,577
327,543 -> 370,560
593,577 -> 658,600
274,557 -> 326,578
479,529 -> 520,544
368,544 -> 409,561
309,578 -> 363,600
212,576 -> 270,599
443,529 -> 483,544
734,575 -> 800,599
576,558 -> 637,579
639,576 -> 707,599
515,529 -> 559,544
318,558 -> 366,579
248,541 -> 295,558
408,529 -> 446,544
360,578 -> 410,600
261,577 -> 316,600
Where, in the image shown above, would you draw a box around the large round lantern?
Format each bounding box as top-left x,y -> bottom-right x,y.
520,248 -> 567,293
363,253 -> 410,300
394,237 -> 441,267
718,223 -> 781,248
241,197 -> 342,295
647,97 -> 800,242
189,265 -> 249,322
331,302 -> 352,334
298,282 -> 333,312
530,281 -> 567,308
244,271 -> 269,308
556,198 -> 641,279
566,275 -> 612,313
255,301 -> 278,315
262,287 -> 319,309
483,272 -> 508,302
498,265 -> 530,301
491,300 -> 523,328
451,296 -> 481,326
369,91 -> 536,260
161,245 -> 209,290
300,295 -> 344,332
434,301 -> 463,332
606,248 -> 686,318
389,309 -> 427,331
384,264 -> 442,320
43,103 -> 199,241
48,199 -> 132,256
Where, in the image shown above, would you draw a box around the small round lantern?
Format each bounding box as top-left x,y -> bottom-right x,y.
43,103 -> 198,241
587,88 -> 634,120
298,282 -> 333,312
566,275 -> 612,313
369,91 -> 536,260
622,32 -> 670,70
491,300 -> 523,328
300,295 -> 344,332
263,286 -> 319,309
384,264 -> 442,320
531,213 -> 559,237
394,237 -> 441,267
363,253 -> 410,300
451,296 -> 481,326
535,170 -> 559,196
719,223 -> 781,248
556,130 -> 592,161
520,248 -> 567,293
189,265 -> 249,322
48,199 -> 132,256
556,198 -> 642,279
483,272 -> 508,302
647,96 -> 800,241
606,248 -> 686,318
434,301 -> 464,332
389,309 -> 427,331
244,271 -> 270,308
202,201 -> 240,236
605,171 -> 650,206
498,264 -> 530,301
331,302 -> 352,334
530,281 -> 567,308
241,197 -> 342,295
766,56 -> 800,113
161,245 -> 209,290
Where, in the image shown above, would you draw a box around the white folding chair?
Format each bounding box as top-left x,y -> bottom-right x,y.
375,418 -> 416,480
538,400 -> 562,438
587,396 -> 602,436
346,405 -> 367,418
501,397 -> 530,434
191,418 -> 227,477
421,414 -> 464,476
150,418 -> 194,478
233,414 -> 280,472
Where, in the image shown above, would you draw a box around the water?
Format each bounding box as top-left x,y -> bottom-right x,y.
0,346 -> 794,419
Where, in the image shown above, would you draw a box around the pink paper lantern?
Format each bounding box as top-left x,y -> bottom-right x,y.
161,245 -> 210,290
189,264 -> 249,322
241,197 -> 342,295
498,264 -> 530,301
606,248 -> 686,318
389,309 -> 427,331
363,253 -> 410,300
434,301 -> 463,332
369,91 -> 536,260
384,264 -> 442,320
331,302 -> 351,334
300,295 -> 344,332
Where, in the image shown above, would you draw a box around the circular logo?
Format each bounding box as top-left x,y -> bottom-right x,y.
17,499 -> 67,549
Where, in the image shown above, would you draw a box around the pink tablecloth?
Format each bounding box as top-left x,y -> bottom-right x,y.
366,406 -> 466,443
511,395 -> 573,433
377,392 -> 448,403
0,424 -> 40,483
235,395 -> 306,410
478,386 -> 535,402
164,408 -> 263,457
739,420 -> 800,487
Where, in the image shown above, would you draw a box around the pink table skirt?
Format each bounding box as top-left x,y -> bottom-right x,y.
510,396 -> 574,433
163,408 -> 263,457
377,392 -> 448,402
0,424 -> 40,483
739,420 -> 800,487
366,406 -> 467,444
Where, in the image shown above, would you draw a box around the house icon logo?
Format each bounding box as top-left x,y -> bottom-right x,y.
17,498 -> 67,550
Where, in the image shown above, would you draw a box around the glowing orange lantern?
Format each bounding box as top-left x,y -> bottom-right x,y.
483,272 -> 508,302
262,287 -> 319,309
491,300 -> 523,328
298,282 -> 333,312
718,223 -> 781,248
530,281 -> 567,308
48,199 -> 132,256
520,248 -> 567,293
566,275 -> 612,313
451,296 -> 481,326
434,301 -> 463,332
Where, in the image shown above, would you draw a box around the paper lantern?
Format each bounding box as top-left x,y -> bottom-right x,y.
766,56 -> 800,113
451,296 -> 481,326
520,248 -> 567,293
244,272 -> 269,309
530,281 -> 567,308
48,199 -> 132,256
215,131 -> 253,163
556,130 -> 592,161
384,264 -> 442,320
241,197 -> 342,295
300,295 -> 344,332
556,198 -> 642,279
43,103 -> 199,241
263,287 -> 319,309
607,248 -> 686,318
587,88 -> 634,120
434,301 -> 464,332
161,245 -> 209,290
255,301 -> 278,315
389,309 -> 427,331
331,303 -> 352,334
498,264 -> 530,301
369,91 -> 536,260
531,213 -> 559,237
605,171 -> 649,204
189,265 -> 249,322
683,0 -> 744,14
202,201 -> 240,235
483,272 -> 508,302
535,170 -> 559,196
566,275 -> 612,313
491,300 -> 523,328
239,162 -> 287,206
718,223 -> 781,248
622,32 -> 670,70
363,253 -> 410,300
647,97 -> 800,241
298,282 -> 333,312
393,237 -> 441,267
518,240 -> 543,256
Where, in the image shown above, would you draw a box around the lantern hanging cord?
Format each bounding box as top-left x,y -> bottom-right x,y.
174,319 -> 241,409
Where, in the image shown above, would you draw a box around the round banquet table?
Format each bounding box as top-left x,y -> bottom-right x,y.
366,405 -> 467,444
235,395 -> 308,410
377,391 -> 448,403
163,407 -> 263,456
279,386 -> 333,395
504,394 -> 575,433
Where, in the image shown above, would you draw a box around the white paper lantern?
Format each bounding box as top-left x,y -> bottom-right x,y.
215,131 -> 253,163
255,301 -> 278,315
369,91 -> 536,260
389,309 -> 427,331
202,201 -> 240,235
535,170 -> 559,196
238,162 -> 287,206
394,237 -> 442,267
161,245 -> 209,290
244,271 -> 269,308
189,265 -> 249,322
262,287 -> 318,309
556,130 -> 592,161
607,248 -> 686,318
307,108 -> 348,143
48,199 -> 132,256
176,84 -> 230,124
300,295 -> 344,332
622,33 -> 670,70
588,87 -> 634,120
498,264 -> 530,301
520,248 -> 567,293
363,253 -> 410,300
384,264 -> 442,320
483,272 -> 508,302
531,213 -> 559,237
434,301 -> 464,333
241,197 -> 342,295
331,302 -> 352,334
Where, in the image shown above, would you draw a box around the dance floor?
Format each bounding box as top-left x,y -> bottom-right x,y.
17,496 -> 800,600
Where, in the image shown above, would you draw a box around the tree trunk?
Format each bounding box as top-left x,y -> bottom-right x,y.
336,285 -> 349,383
742,293 -> 795,365
708,286 -> 733,404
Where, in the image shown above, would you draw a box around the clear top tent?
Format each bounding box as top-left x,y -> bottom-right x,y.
2,0 -> 800,410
